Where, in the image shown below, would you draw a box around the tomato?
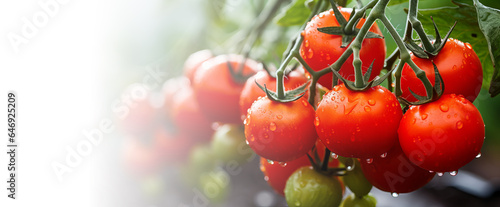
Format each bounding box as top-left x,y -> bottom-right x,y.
183,49 -> 213,84
245,96 -> 317,162
401,38 -> 483,102
123,136 -> 161,175
211,124 -> 254,165
315,84 -> 402,159
284,166 -> 343,207
260,140 -> 339,196
171,86 -> 213,142
398,94 -> 485,173
360,141 -> 435,194
198,168 -> 230,204
240,69 -> 309,119
162,76 -> 190,117
118,92 -> 157,136
193,54 -> 260,124
340,194 -> 377,207
342,159 -> 372,197
300,8 -> 386,89
154,127 -> 194,165
260,156 -> 311,196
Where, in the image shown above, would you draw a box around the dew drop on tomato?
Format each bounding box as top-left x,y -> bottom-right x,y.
421,114 -> 428,120
437,172 -> 444,177
366,158 -> 373,164
364,106 -> 371,112
450,171 -> 458,176
392,192 -> 399,198
314,117 -> 320,126
476,152 -> 482,158
269,122 -> 277,131
380,152 -> 388,158
456,121 -> 464,129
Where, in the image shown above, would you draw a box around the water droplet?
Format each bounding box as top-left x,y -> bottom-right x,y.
302,100 -> 309,107
380,152 -> 388,158
263,133 -> 269,139
346,165 -> 354,171
447,115 -> 451,119
331,96 -> 336,101
294,200 -> 301,206
368,99 -> 376,106
429,170 -> 434,173
314,117 -> 320,126
364,106 -> 371,112
465,43 -> 472,49
452,65 -> 457,71
331,153 -> 338,159
476,152 -> 482,158
300,49 -> 306,58
440,104 -> 449,112
437,172 -> 444,176
356,126 -> 361,132
450,171 -> 458,176
334,105 -> 338,109
319,13 -> 325,18
245,140 -> 249,145
250,135 -> 255,142
279,162 -> 287,167
276,115 -> 283,120
412,118 -> 417,124
243,118 -> 247,125
340,96 -> 345,101
304,40 -> 309,48
307,48 -> 314,59
300,31 -> 305,37
456,121 -> 464,129
391,192 -> 399,198
465,115 -> 470,120
325,54 -> 331,60
366,158 -> 373,164
422,114 -> 428,120
333,85 -> 340,91
269,122 -> 277,131
267,159 -> 274,165
264,176 -> 269,181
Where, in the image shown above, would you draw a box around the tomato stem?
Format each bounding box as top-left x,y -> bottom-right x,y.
343,0 -> 378,35
321,148 -> 331,171
408,0 -> 435,52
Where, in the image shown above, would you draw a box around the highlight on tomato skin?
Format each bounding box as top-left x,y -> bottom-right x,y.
193,54 -> 261,124
183,49 -> 213,85
398,94 -> 485,173
359,140 -> 436,194
315,84 -> 402,159
300,7 -> 386,89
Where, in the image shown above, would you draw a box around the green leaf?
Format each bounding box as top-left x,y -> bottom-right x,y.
416,4 -> 494,91
388,0 -> 409,6
276,0 -> 316,26
473,0 -> 500,97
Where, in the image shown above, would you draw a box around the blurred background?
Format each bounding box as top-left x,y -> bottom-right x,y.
1,0 -> 499,206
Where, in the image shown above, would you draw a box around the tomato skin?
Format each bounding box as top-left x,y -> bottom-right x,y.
398,94 -> 485,172
240,70 -> 309,119
301,8 -> 386,89
340,194 -> 377,207
360,141 -> 435,194
171,86 -> 213,142
401,38 -> 483,102
183,50 -> 213,84
193,54 -> 260,124
245,97 -> 317,162
315,84 -> 402,159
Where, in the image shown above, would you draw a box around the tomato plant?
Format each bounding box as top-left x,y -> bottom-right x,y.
401,38 -> 483,102
300,7 -> 386,89
398,94 -> 485,173
315,84 -> 402,159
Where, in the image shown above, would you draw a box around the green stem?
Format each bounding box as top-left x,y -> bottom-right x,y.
408,0 -> 434,52
321,148 -> 331,171
344,0 -> 378,34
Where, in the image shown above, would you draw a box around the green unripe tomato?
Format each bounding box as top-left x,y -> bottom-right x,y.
340,194 -> 377,207
285,166 -> 343,207
211,124 -> 254,165
183,145 -> 216,186
342,159 -> 372,197
199,168 -> 230,203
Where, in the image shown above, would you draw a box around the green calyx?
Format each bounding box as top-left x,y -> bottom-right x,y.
317,1 -> 383,48
226,59 -> 254,84
255,80 -> 310,103
330,59 -> 395,91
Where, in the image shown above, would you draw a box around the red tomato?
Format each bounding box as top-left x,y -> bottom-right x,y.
183,50 -> 213,84
315,84 -> 402,159
401,38 -> 483,102
300,8 -> 386,89
154,128 -> 194,165
171,86 -> 214,142
123,136 -> 161,175
162,76 -> 191,116
245,97 -> 317,162
239,69 -> 309,119
398,94 -> 485,172
118,93 -> 157,136
193,54 -> 260,124
360,141 -> 435,194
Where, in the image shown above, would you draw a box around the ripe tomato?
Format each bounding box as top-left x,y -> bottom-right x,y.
171,86 -> 213,142
398,94 -> 485,173
183,50 -> 213,84
193,54 -> 260,124
315,84 -> 402,159
284,166 -> 344,207
162,77 -> 191,116
240,69 -> 309,119
401,38 -> 483,102
245,96 -> 317,162
118,92 -> 157,136
360,141 -> 435,194
300,8 -> 386,89
260,140 -> 339,196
